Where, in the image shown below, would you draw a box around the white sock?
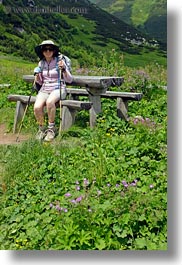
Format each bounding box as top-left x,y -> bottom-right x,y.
48,122 -> 55,128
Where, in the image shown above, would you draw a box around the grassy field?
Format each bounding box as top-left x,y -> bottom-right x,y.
0,52 -> 167,250
0,54 -> 35,83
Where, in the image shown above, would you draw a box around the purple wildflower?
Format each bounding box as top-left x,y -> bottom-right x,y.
76,196 -> 83,203
75,180 -> 79,185
70,199 -> 76,204
149,184 -> 154,189
64,208 -> 68,212
83,178 -> 89,186
107,183 -> 111,187
55,205 -> 62,212
64,192 -> 71,197
49,203 -> 54,209
76,186 -> 80,191
121,180 -> 127,185
121,180 -> 128,188
133,118 -> 138,124
116,184 -> 120,187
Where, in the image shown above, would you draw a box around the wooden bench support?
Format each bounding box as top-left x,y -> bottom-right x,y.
8,95 -> 35,133
61,106 -> 76,132
60,100 -> 93,132
117,98 -> 129,121
13,101 -> 26,133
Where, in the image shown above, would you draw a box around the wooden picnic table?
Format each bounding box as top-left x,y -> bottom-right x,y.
23,75 -> 124,127
8,75 -> 142,133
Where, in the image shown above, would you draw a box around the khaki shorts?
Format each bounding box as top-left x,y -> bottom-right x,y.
36,88 -> 67,104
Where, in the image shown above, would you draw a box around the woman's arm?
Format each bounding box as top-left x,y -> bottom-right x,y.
34,62 -> 43,85
62,69 -> 73,83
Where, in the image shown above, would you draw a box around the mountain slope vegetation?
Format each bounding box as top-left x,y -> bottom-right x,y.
89,0 -> 167,44
0,0 -> 166,67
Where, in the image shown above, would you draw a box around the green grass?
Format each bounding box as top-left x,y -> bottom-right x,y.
123,50 -> 167,68
0,53 -> 36,83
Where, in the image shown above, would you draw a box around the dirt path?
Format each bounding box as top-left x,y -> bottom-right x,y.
0,123 -> 30,145
0,123 -> 31,182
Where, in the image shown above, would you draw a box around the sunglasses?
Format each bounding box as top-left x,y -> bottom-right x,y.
42,47 -> 54,52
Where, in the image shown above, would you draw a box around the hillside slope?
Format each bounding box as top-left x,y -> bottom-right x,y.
89,0 -> 167,44
0,0 -> 166,67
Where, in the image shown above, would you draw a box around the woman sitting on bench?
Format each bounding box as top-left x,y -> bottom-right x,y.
33,40 -> 73,141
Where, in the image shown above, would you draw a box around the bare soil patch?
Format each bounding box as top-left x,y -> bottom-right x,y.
0,123 -> 31,145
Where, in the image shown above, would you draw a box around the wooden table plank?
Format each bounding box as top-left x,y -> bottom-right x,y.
23,75 -> 124,90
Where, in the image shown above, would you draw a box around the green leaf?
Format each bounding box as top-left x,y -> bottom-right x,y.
95,238 -> 106,250
120,230 -> 128,238
135,238 -> 147,249
138,214 -> 146,221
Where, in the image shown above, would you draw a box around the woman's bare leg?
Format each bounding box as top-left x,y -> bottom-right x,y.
46,90 -> 60,124
34,92 -> 48,126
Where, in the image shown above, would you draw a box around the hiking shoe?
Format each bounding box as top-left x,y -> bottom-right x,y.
44,127 -> 56,142
35,128 -> 45,141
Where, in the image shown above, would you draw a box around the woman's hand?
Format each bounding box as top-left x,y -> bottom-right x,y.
34,74 -> 41,83
58,60 -> 66,72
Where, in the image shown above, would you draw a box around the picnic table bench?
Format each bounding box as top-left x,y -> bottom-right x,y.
8,75 -> 143,133
66,88 -> 143,121
7,94 -> 93,133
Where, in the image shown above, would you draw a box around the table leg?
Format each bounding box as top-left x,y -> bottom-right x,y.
89,94 -> 102,128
